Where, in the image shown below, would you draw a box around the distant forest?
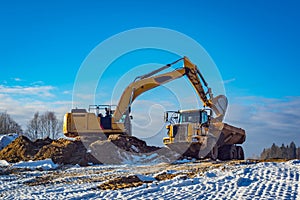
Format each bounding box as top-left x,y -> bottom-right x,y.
260,142 -> 300,159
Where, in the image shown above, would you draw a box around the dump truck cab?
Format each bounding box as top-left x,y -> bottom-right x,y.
163,109 -> 212,145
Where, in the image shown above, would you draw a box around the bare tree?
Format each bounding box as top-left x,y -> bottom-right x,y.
39,111 -> 61,139
25,112 -> 40,139
0,112 -> 22,134
25,111 -> 62,140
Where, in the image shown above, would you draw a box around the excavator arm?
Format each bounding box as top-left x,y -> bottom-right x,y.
112,56 -> 227,123
183,57 -> 228,119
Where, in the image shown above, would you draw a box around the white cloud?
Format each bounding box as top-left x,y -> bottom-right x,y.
0,82 -> 73,131
225,96 -> 300,158
0,93 -> 72,130
63,90 -> 72,94
13,77 -> 22,82
30,81 -> 45,85
0,85 -> 55,97
223,78 -> 236,84
130,100 -> 168,147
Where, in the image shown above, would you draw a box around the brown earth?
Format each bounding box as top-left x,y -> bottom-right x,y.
107,134 -> 160,153
98,175 -> 145,190
89,134 -> 165,164
0,136 -> 52,163
0,134 -> 162,166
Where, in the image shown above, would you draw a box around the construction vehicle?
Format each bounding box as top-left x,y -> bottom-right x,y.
163,110 -> 246,160
63,56 -> 245,160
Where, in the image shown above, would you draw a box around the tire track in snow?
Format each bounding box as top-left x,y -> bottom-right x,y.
0,160 -> 299,199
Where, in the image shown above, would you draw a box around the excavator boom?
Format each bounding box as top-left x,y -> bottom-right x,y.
113,57 -> 226,122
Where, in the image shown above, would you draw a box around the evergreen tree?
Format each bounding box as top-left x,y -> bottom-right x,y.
260,142 -> 299,159
270,143 -> 280,158
288,141 -> 296,159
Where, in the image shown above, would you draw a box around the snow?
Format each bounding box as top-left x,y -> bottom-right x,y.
56,133 -> 77,141
130,145 -> 139,153
205,171 -> 217,178
0,160 -> 299,199
10,159 -> 58,170
0,160 -> 9,167
0,133 -> 18,150
121,152 -> 163,165
236,177 -> 257,187
136,174 -> 156,182
172,158 -> 196,164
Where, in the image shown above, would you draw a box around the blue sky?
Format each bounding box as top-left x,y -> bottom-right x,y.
0,0 -> 299,157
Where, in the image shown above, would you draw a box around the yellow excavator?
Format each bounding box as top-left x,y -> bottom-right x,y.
63,56 -> 245,160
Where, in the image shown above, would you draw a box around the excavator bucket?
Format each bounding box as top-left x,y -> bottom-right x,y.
211,95 -> 228,121
208,95 -> 228,146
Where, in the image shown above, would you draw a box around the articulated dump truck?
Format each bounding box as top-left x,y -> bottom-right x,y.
63,56 -> 246,160
163,109 -> 246,160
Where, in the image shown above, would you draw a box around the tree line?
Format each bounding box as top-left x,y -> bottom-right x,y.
0,112 -> 22,134
260,142 -> 300,159
0,111 -> 62,140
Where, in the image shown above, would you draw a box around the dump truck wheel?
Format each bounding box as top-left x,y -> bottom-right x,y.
231,145 -> 237,159
236,146 -> 244,160
218,145 -> 237,160
208,145 -> 218,160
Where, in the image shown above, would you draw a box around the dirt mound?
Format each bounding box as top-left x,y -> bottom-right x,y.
0,136 -> 52,163
98,175 -> 154,190
0,136 -> 100,166
0,134 -> 163,166
88,134 -> 163,164
34,139 -> 100,166
107,134 -> 160,153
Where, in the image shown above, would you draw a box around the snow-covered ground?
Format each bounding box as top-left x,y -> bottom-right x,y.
0,133 -> 18,150
0,159 -> 299,199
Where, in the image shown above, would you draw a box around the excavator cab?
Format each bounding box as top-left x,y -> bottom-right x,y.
89,105 -> 115,129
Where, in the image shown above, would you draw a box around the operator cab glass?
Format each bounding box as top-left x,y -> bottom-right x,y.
179,110 -> 208,124
179,111 -> 200,123
201,111 -> 208,124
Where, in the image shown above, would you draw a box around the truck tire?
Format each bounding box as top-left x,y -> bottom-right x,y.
236,146 -> 244,160
205,136 -> 218,160
208,145 -> 218,160
218,145 -> 237,160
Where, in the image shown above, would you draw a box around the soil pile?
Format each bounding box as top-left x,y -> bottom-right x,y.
0,136 -> 52,163
98,175 -> 146,190
0,134 -> 163,166
87,134 -> 162,164
107,134 -> 160,153
33,139 -> 100,166
0,136 -> 99,166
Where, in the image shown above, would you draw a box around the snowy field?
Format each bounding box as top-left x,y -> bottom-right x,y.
0,159 -> 299,199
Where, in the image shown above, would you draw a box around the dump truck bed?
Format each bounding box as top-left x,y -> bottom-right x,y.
219,123 -> 246,145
